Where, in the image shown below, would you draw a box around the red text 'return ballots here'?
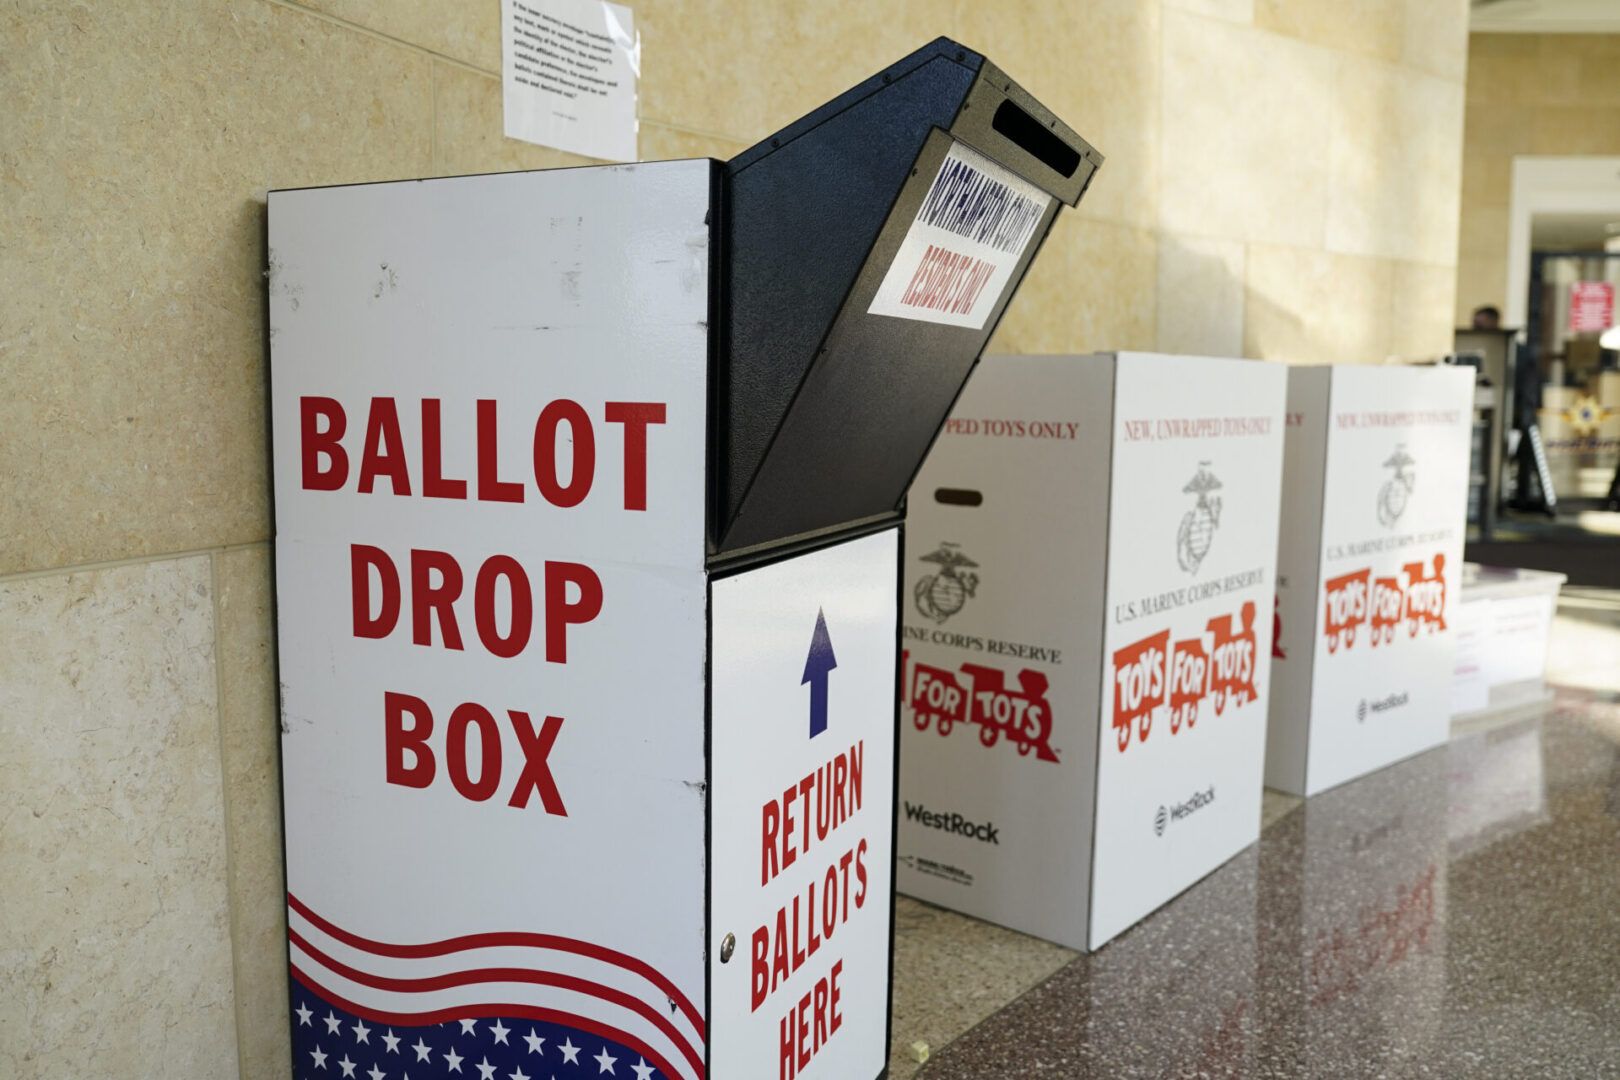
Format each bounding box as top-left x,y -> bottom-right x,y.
708,531 -> 899,1080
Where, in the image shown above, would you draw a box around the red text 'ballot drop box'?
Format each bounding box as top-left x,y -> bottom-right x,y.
899,353 -> 1287,951
1266,365 -> 1475,797
267,39 -> 1099,1080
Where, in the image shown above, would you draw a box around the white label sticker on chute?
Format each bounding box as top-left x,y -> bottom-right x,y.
868,142 -> 1052,330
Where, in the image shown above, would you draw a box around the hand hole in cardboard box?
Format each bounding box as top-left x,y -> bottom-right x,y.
933,487 -> 984,507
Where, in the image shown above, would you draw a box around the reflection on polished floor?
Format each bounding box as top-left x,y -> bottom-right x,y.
888,592 -> 1620,1079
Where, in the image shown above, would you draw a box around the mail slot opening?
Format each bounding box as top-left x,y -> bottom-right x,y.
992,99 -> 1081,178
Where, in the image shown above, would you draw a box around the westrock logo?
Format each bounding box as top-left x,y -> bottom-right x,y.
1358,693 -> 1409,722
903,802 -> 1000,844
1177,462 -> 1223,574
914,542 -> 980,624
1154,786 -> 1216,836
1377,444 -> 1416,528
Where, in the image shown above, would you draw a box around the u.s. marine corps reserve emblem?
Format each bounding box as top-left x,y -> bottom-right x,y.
914,542 -> 979,624
1378,444 -> 1416,528
1176,463 -> 1223,575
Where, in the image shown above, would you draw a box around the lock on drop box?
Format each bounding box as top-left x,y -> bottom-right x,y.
899,352 -> 1287,950
1266,365 -> 1475,796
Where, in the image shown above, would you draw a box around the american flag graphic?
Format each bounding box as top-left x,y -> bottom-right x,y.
288,894 -> 704,1080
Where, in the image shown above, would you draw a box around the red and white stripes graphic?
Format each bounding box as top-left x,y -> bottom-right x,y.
287,893 -> 705,1080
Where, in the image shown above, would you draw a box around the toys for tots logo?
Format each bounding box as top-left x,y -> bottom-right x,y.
1323,553 -> 1446,653
1111,601 -> 1259,753
902,652 -> 1059,763
913,542 -> 979,624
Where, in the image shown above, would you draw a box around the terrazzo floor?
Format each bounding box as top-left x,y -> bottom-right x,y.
885,590 -> 1620,1079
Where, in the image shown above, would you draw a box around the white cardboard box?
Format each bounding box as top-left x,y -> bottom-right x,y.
899,352 -> 1287,950
1451,563 -> 1564,724
269,163 -> 900,1080
1267,365 -> 1476,796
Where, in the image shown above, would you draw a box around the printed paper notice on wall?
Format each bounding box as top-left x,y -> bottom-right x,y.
502,0 -> 639,161
869,142 -> 1053,330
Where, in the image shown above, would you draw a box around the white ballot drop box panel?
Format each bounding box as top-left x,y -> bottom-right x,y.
1267,365 -> 1475,797
900,352 -> 1287,950
271,163 -> 713,1080
709,529 -> 899,1080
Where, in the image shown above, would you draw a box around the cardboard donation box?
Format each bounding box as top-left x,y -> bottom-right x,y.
899,353 -> 1287,950
268,38 -> 1098,1080
1451,564 -> 1564,725
1267,365 -> 1475,796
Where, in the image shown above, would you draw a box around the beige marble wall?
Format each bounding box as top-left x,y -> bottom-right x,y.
1160,0 -> 1470,363
0,557 -> 239,1076
1456,33 -> 1620,326
0,0 -> 1470,1074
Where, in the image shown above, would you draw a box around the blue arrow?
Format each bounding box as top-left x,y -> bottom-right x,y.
802,609 -> 838,739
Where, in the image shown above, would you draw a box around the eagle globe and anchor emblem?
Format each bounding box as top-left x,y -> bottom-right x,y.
914,542 -> 980,624
1378,444 -> 1416,528
1176,463 -> 1223,574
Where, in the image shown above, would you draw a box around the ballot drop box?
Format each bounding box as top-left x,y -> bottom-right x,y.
268,38 -> 1098,1080
899,353 -> 1287,950
1266,365 -> 1475,796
